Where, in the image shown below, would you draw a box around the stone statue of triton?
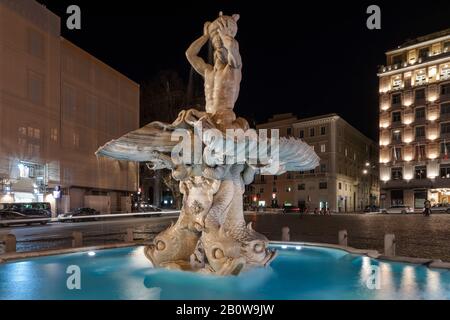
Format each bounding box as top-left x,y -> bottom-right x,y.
96,13 -> 320,275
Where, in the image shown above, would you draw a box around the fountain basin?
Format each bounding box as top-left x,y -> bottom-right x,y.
0,243 -> 449,300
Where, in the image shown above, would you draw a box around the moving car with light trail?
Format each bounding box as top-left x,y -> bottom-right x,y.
381,205 -> 414,214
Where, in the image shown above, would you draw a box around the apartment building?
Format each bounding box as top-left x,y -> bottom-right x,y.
378,29 -> 450,208
248,113 -> 379,212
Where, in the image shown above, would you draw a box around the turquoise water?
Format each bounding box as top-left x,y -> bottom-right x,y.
0,244 -> 449,300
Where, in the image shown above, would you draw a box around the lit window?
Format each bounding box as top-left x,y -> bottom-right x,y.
51,128 -> 58,142
320,144 -> 326,153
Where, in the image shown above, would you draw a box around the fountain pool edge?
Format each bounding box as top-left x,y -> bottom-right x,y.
1,241 -> 450,270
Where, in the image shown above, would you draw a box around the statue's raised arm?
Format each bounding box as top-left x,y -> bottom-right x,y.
185,22 -> 213,77
215,15 -> 241,69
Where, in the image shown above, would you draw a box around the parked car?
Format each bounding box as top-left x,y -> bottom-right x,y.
363,205 -> 380,213
282,205 -> 301,213
430,203 -> 450,213
58,207 -> 100,222
381,205 -> 414,214
0,202 -> 51,227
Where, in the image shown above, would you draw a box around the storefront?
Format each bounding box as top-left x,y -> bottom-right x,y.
429,188 -> 450,205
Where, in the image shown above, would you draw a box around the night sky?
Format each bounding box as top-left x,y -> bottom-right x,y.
38,0 -> 450,141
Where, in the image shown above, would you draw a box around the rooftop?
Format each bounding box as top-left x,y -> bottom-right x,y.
387,28 -> 450,54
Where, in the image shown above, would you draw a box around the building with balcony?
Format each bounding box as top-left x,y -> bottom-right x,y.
378,28 -> 450,209
247,113 -> 379,212
0,0 -> 139,215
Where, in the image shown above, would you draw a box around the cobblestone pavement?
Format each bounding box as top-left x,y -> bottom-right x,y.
2,213 -> 449,262
246,213 -> 450,262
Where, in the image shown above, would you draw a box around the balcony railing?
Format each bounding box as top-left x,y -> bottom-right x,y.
379,50 -> 450,74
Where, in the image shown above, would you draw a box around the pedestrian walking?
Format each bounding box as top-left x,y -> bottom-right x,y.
423,200 -> 431,216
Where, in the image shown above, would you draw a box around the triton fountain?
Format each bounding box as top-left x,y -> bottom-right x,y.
96,13 -> 320,275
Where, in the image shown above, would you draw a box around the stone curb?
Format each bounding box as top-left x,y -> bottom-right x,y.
0,243 -> 138,263
2,240 -> 450,271
270,240 -> 450,270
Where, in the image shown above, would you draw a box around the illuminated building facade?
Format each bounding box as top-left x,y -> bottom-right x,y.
378,29 -> 450,209
0,0 -> 139,215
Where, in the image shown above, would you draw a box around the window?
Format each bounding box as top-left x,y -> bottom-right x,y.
440,165 -> 450,179
27,70 -> 44,105
72,132 -> 80,148
309,128 -> 315,137
392,54 -> 403,65
320,164 -> 326,172
320,126 -> 326,135
299,130 -> 304,139
415,166 -> 427,179
298,184 -> 305,191
392,111 -> 401,123
18,127 -> 27,136
287,173 -> 292,179
392,93 -> 402,105
415,107 -> 425,120
50,128 -> 58,142
391,167 -> 403,180
415,126 -> 425,138
260,175 -> 265,183
273,175 -> 277,181
319,182 -> 327,189
441,141 -> 450,156
392,147 -> 402,161
63,85 -> 76,118
441,122 -> 450,135
320,144 -> 326,153
259,188 -> 264,193
441,103 -> 450,115
442,66 -> 450,80
415,145 -> 426,160
444,41 -> 450,52
415,89 -> 426,101
27,28 -> 45,59
441,83 -> 450,96
338,182 -> 342,190
287,128 -> 292,136
418,47 -> 429,59
392,130 -> 402,143
272,187 -> 277,192
345,148 -> 348,157
309,169 -> 315,174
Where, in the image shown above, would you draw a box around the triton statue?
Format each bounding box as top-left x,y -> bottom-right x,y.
96,13 -> 319,275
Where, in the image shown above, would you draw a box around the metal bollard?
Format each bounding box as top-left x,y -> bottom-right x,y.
125,228 -> 134,242
338,230 -> 348,247
72,231 -> 83,248
384,234 -> 396,256
281,227 -> 290,242
2,234 -> 16,253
